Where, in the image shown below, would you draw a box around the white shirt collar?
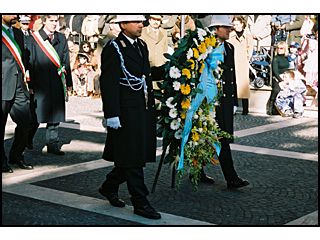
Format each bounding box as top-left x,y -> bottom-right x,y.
43,28 -> 54,37
123,33 -> 137,45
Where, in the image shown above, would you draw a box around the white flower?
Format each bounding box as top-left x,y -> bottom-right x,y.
198,52 -> 208,61
199,115 -> 206,122
198,128 -> 203,133
166,97 -> 177,109
172,81 -> 181,91
169,66 -> 181,79
170,119 -> 180,130
174,129 -> 183,139
186,48 -> 193,59
197,28 -> 207,41
193,38 -> 199,46
169,108 -> 178,118
193,114 -> 199,119
203,122 -> 207,126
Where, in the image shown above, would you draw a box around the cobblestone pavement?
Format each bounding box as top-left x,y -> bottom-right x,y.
2,96 -> 318,226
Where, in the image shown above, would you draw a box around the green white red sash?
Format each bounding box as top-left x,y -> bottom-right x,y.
31,31 -> 67,99
2,26 -> 30,84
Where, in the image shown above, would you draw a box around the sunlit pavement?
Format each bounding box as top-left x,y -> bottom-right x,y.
2,96 -> 318,225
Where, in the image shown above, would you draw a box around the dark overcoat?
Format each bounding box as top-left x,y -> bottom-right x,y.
100,32 -> 156,168
29,28 -> 72,123
2,27 -> 30,101
215,41 -> 238,143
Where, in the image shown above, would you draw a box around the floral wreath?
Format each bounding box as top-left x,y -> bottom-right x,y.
155,22 -> 232,188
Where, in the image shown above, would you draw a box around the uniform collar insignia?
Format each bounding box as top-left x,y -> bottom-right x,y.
120,40 -> 126,47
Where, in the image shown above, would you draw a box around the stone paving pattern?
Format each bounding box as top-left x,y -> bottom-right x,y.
31,151 -> 318,225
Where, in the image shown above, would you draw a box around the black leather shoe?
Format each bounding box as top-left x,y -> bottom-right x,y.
9,160 -> 33,170
2,164 -> 13,173
200,174 -> 215,184
99,188 -> 125,207
47,144 -> 65,155
197,168 -> 215,184
227,178 -> 249,189
134,204 -> 161,219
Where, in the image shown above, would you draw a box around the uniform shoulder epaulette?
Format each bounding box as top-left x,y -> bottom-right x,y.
138,38 -> 146,48
119,40 -> 127,47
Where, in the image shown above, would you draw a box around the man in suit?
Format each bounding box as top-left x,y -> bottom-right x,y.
99,15 -> 161,219
2,15 -> 33,173
202,15 -> 250,189
27,15 -> 73,155
140,15 -> 168,89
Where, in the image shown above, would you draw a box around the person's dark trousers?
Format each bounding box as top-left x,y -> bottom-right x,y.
267,78 -> 281,115
2,80 -> 31,163
27,93 -> 40,147
242,98 -> 249,115
218,139 -> 239,183
101,166 -> 150,207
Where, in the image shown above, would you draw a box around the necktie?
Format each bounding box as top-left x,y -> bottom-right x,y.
133,41 -> 142,57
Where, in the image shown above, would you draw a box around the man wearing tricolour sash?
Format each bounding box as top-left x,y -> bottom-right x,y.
2,15 -> 33,173
27,15 -> 72,155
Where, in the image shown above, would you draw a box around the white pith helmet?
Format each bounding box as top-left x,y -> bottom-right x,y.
209,15 -> 233,27
114,15 -> 146,23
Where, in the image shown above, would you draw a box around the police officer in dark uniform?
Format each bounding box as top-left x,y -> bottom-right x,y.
204,15 -> 250,189
99,15 -> 161,219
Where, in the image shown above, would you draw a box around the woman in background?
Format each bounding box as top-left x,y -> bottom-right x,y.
228,15 -> 253,115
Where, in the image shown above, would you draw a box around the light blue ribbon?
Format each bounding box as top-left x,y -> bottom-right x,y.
177,44 -> 225,170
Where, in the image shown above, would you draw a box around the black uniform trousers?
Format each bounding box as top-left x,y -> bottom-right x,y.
101,166 -> 150,207
2,80 -> 30,165
218,139 -> 238,183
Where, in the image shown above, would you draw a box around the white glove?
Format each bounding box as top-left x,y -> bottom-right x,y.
233,106 -> 238,114
104,117 -> 121,129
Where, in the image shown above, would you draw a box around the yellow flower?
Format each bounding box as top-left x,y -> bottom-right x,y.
182,68 -> 191,79
192,48 -> 199,59
187,59 -> 195,70
180,84 -> 191,95
206,36 -> 216,47
180,111 -> 186,119
192,132 -> 200,142
181,99 -> 191,109
198,42 -> 207,54
199,62 -> 205,73
204,37 -> 211,47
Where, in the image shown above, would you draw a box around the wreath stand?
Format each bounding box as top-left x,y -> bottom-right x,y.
151,144 -> 177,193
